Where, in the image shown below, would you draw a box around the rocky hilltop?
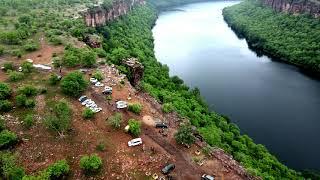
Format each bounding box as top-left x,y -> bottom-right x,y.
262,0 -> 320,17
83,0 -> 145,27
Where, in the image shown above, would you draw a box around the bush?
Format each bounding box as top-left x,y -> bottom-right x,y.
45,100 -> 71,136
62,53 -> 78,67
0,152 -> 25,179
128,119 -> 141,137
0,100 -> 12,112
0,46 -> 4,55
0,83 -> 12,100
2,62 -> 14,71
47,160 -> 70,179
79,154 -> 102,174
82,108 -> 94,119
18,85 -> 38,96
52,57 -> 62,68
0,130 -> 18,149
162,103 -> 175,113
108,113 -> 122,129
92,70 -> 103,81
61,71 -> 88,97
174,124 -> 195,146
81,50 -> 96,67
128,103 -> 143,115
96,142 -> 106,151
15,95 -> 35,108
23,40 -> 39,52
48,74 -> 60,85
49,36 -> 63,45
21,61 -> 34,73
8,71 -> 24,82
23,114 -> 34,129
0,117 -> 5,131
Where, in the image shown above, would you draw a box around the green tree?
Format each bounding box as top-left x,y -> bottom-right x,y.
23,114 -> 34,129
128,103 -> 143,115
21,61 -> 34,73
128,119 -> 141,137
79,154 -> 102,174
82,108 -> 94,119
0,100 -> 12,112
0,83 -> 12,100
81,50 -> 96,67
174,124 -> 195,145
60,71 -> 88,97
108,113 -> 122,129
0,130 -> 18,149
92,70 -> 104,81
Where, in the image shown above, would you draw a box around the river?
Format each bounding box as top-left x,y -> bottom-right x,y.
152,1 -> 320,170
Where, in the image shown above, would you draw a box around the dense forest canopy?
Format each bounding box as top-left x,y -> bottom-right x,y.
223,0 -> 320,74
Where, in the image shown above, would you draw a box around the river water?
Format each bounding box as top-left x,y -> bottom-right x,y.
152,1 -> 320,170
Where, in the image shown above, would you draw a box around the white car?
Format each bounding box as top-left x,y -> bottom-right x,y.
128,138 -> 142,147
104,86 -> 112,91
81,99 -> 92,105
86,102 -> 97,108
78,96 -> 87,102
90,78 -> 98,84
116,101 -> 128,109
95,82 -> 104,87
91,107 -> 102,113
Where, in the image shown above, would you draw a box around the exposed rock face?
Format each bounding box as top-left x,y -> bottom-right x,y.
123,57 -> 144,87
83,34 -> 102,48
262,0 -> 320,18
83,0 -> 145,27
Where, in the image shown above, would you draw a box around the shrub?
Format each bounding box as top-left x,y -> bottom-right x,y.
0,117 -> 5,131
0,83 -> 12,100
62,53 -> 78,67
174,124 -> 195,146
128,119 -> 141,137
2,62 -> 14,71
23,40 -> 39,52
23,114 -> 34,129
47,160 -> 70,179
79,154 -> 102,174
162,103 -> 175,113
81,50 -> 96,67
48,74 -> 60,85
108,113 -> 122,129
15,95 -> 35,108
8,71 -> 24,82
44,100 -> 71,136
52,57 -> 62,68
18,85 -> 38,96
49,36 -> 62,45
92,70 -> 103,81
61,71 -> 88,97
0,130 -> 18,149
96,142 -> 106,151
0,152 -> 25,179
0,46 -> 4,55
21,61 -> 34,73
128,103 -> 143,115
0,100 -> 12,112
82,108 -> 94,119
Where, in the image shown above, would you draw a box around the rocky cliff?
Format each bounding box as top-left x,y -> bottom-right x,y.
83,0 -> 145,27
262,0 -> 320,17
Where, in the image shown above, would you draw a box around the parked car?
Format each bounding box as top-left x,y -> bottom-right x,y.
78,96 -> 87,102
128,138 -> 142,147
155,122 -> 168,129
161,164 -> 175,175
201,174 -> 214,180
116,101 -> 128,109
95,82 -> 104,87
90,107 -> 102,113
90,78 -> 98,84
103,86 -> 113,95
81,99 -> 92,106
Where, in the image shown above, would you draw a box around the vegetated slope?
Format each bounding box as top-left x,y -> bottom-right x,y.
223,0 -> 320,75
147,0 -> 214,9
100,4 -> 302,179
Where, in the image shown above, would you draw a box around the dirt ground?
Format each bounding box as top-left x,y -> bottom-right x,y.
0,43 -> 251,179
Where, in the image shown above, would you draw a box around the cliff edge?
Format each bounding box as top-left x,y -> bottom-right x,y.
262,0 -> 320,17
83,0 -> 145,27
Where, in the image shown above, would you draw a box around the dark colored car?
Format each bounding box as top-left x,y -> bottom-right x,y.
155,122 -> 168,129
161,163 -> 175,175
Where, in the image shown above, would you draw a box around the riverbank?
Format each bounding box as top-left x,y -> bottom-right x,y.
222,0 -> 320,76
100,2 -> 303,179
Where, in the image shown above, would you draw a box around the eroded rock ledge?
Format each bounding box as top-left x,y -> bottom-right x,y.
83,0 -> 145,27
262,0 -> 320,18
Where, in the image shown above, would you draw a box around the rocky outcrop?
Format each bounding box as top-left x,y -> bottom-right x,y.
262,0 -> 320,18
83,0 -> 145,27
123,57 -> 144,87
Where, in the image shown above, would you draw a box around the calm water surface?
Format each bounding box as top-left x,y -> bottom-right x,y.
152,1 -> 320,170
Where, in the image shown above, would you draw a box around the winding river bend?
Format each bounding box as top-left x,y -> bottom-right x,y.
152,1 -> 320,170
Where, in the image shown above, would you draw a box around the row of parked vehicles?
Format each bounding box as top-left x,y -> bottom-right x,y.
78,96 -> 102,113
